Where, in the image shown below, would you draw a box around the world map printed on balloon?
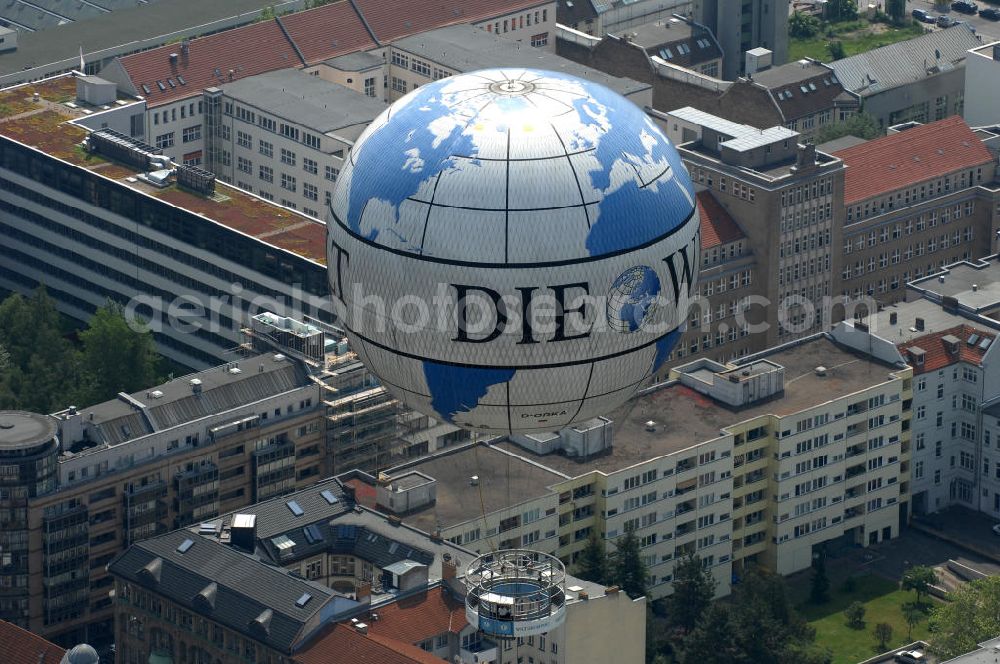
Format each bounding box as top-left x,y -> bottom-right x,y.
327,68 -> 701,433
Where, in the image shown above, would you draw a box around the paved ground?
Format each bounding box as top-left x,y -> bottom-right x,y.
905,0 -> 1000,41
912,505 -> 1000,562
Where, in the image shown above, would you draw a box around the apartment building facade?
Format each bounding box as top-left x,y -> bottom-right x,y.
204,69 -> 385,219
378,334 -> 912,600
691,0 -> 788,79
0,354 -> 326,646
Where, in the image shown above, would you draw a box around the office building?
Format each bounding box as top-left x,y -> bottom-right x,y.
831,27 -> 981,131
964,41 -> 1000,127
98,0 -> 557,164
660,106 -> 846,352
557,0 -> 690,37
108,477 -> 646,664
832,117 -> 999,304
691,0 -> 788,79
204,69 -> 386,218
375,24 -> 651,106
0,353 -> 326,644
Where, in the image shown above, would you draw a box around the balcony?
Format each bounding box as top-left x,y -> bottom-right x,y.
461,640 -> 499,664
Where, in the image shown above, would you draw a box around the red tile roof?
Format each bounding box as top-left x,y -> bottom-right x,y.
353,0 -> 548,43
294,623 -> 442,664
119,20 -> 302,107
898,324 -> 995,374
367,586 -> 468,643
696,190 -> 745,250
833,116 -> 993,206
117,0 -> 548,106
0,620 -> 66,664
279,1 -> 378,65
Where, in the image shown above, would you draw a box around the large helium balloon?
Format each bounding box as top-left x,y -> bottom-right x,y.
327,68 -> 699,434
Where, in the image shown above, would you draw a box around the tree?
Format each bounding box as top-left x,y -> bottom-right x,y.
77,301 -> 159,406
610,527 -> 648,599
810,554 -> 831,604
679,604 -> 741,664
0,287 -> 80,413
902,566 -> 937,606
929,576 -> 1000,659
789,11 -> 822,38
874,622 -> 893,650
885,0 -> 906,22
728,570 -> 818,663
665,554 -> 715,634
827,0 -> 858,21
575,533 -> 609,585
827,40 -> 846,61
815,112 -> 881,143
902,603 -> 923,641
844,601 -> 866,629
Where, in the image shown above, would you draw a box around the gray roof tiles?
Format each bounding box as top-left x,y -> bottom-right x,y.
831,28 -> 981,98
221,68 -> 387,135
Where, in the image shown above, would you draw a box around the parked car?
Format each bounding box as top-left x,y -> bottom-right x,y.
980,7 -> 1000,20
913,8 -> 939,22
938,14 -> 957,26
952,1 -> 979,14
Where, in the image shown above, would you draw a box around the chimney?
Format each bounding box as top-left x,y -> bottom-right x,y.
605,585 -> 620,594
181,39 -> 190,55
356,581 -> 371,604
993,44 -> 1000,62
355,622 -> 368,635
442,553 -> 458,581
169,53 -> 178,65
577,590 -> 589,601
915,317 -> 925,331
889,312 -> 898,325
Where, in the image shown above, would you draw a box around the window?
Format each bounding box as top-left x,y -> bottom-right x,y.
237,156 -> 252,174
155,132 -> 174,148
259,140 -> 273,158
411,59 -> 431,76
236,130 -> 251,149
391,77 -> 407,93
303,157 -> 318,175
531,32 -> 549,47
182,125 -> 201,142
280,173 -> 297,192
364,77 -> 376,97
259,165 -> 273,183
280,148 -> 296,166
303,182 -> 318,201
325,165 -> 340,182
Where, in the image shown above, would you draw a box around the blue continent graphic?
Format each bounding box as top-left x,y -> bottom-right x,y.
423,361 -> 516,424
345,86 -> 482,241
613,267 -> 661,332
651,328 -> 683,374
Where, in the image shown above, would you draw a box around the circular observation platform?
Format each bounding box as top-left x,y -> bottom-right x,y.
465,549 -> 566,639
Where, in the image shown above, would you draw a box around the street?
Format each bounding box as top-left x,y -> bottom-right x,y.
905,0 -> 1000,41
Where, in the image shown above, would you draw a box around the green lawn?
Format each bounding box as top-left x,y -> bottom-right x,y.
800,575 -> 935,664
789,20 -> 926,62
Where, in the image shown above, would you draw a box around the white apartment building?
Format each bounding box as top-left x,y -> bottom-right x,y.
963,42 -> 1000,128
204,69 -> 386,219
835,255 -> 1000,520
377,333 -> 913,599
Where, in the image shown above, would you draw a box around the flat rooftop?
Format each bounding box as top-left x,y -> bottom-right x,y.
220,68 -> 386,136
64,353 -> 309,447
0,74 -> 328,265
908,256 -> 1000,312
387,444 -> 567,532
391,24 -> 651,100
503,336 -> 899,476
0,0 -> 286,79
868,299 -> 971,343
